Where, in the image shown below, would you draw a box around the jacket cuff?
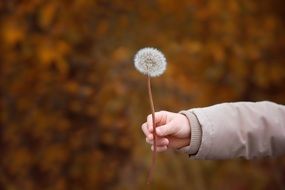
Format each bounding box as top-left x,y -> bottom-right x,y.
177,111 -> 202,155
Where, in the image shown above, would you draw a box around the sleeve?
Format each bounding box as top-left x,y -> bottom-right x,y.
180,101 -> 285,160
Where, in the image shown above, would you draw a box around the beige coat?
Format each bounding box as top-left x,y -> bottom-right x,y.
180,101 -> 285,159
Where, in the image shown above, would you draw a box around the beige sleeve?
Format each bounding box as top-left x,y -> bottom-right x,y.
179,101 -> 285,160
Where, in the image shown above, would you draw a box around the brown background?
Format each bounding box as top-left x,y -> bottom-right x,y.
1,0 -> 285,189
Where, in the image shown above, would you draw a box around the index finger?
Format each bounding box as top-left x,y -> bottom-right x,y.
147,111 -> 168,132
141,122 -> 151,137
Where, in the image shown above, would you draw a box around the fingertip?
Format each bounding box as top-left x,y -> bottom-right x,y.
156,127 -> 163,136
156,123 -> 174,137
164,138 -> 169,145
145,137 -> 153,145
151,145 -> 168,152
158,146 -> 168,152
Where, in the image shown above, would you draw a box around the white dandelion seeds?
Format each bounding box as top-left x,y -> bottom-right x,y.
134,47 -> 167,77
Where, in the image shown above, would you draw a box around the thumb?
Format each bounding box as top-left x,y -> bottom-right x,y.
156,122 -> 177,136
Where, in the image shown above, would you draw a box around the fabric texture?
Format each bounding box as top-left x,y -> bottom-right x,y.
180,101 -> 285,159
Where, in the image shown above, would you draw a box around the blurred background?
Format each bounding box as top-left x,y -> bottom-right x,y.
1,0 -> 285,189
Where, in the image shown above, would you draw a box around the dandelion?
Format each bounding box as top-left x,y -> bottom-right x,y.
134,47 -> 167,185
134,47 -> 167,77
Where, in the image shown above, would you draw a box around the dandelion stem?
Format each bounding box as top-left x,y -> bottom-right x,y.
147,75 -> 157,185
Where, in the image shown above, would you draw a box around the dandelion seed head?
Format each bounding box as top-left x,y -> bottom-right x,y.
134,47 -> 167,77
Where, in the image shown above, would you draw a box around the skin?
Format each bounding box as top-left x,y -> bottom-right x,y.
141,111 -> 191,152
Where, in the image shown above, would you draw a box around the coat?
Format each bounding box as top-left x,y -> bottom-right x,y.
179,101 -> 285,159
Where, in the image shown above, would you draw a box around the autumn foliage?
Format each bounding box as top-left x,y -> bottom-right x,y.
1,0 -> 285,189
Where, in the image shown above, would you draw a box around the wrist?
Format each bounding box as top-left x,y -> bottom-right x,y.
177,111 -> 202,155
179,113 -> 191,140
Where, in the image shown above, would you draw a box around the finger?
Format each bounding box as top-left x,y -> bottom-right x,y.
147,133 -> 153,140
141,122 -> 150,137
151,145 -> 168,152
147,114 -> 154,132
146,137 -> 169,146
146,134 -> 165,142
167,137 -> 190,149
147,111 -> 168,132
156,122 -> 177,137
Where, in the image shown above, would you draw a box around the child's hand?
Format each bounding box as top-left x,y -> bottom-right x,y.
141,111 -> 191,152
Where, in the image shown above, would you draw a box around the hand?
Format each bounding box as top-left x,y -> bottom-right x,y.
141,111 -> 191,152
